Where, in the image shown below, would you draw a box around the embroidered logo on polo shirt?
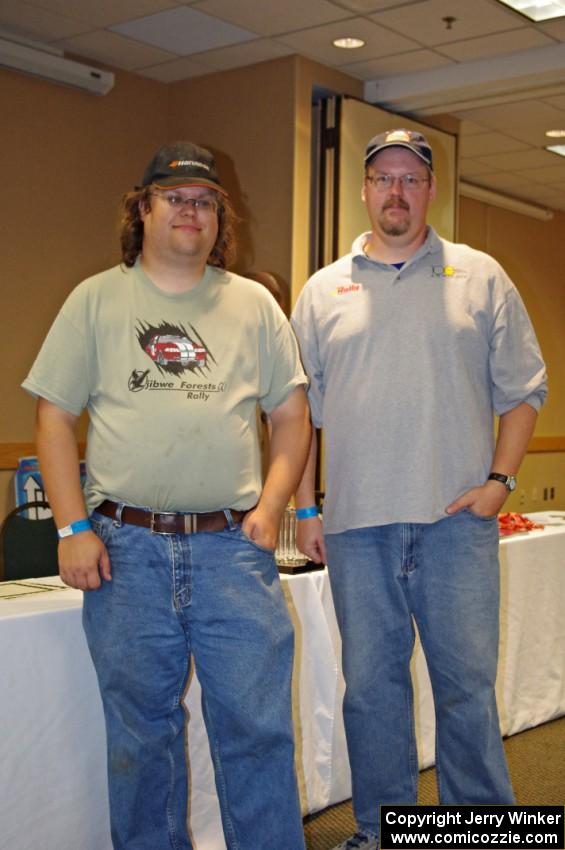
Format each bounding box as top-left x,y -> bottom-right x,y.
431,265 -> 465,279
333,283 -> 362,296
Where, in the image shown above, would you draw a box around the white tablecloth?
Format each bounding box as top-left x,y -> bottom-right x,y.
1,521 -> 564,850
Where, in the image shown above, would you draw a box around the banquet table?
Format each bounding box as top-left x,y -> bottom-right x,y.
1,517 -> 564,850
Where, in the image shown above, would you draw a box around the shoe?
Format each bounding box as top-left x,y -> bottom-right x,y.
330,832 -> 379,850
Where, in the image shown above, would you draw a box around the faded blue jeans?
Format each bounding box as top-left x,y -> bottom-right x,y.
83,507 -> 306,850
325,510 -> 514,838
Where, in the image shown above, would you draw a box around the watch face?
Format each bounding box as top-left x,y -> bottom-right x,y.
488,472 -> 517,491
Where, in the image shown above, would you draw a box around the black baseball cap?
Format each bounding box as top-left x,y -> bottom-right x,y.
364,128 -> 433,171
140,141 -> 227,195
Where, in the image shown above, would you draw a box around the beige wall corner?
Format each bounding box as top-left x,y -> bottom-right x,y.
291,58 -> 362,308
169,57 -> 297,289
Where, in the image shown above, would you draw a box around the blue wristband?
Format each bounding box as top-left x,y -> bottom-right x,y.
57,518 -> 93,539
296,506 -> 318,520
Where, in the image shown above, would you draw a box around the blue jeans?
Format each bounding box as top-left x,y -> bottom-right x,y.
83,508 -> 306,850
325,510 -> 514,838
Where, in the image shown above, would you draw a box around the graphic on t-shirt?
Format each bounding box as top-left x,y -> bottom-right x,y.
137,321 -> 214,376
128,369 -> 150,392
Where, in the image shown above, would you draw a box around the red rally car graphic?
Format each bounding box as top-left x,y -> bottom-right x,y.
144,334 -> 207,368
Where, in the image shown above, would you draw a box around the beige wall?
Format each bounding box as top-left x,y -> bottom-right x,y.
168,55 -> 361,305
168,57 -> 297,290
290,59 -> 362,305
0,56 -> 361,518
458,196 -> 565,512
0,65 -> 170,515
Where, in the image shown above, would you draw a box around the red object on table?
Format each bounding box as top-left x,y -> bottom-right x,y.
498,512 -> 544,537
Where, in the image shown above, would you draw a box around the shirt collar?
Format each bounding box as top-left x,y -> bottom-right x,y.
352,226 -> 440,268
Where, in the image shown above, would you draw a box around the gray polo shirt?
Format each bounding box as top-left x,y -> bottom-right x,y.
291,227 -> 547,532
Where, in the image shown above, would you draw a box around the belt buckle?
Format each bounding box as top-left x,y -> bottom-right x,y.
149,510 -> 178,535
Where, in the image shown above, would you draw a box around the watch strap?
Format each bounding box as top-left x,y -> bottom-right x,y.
487,472 -> 516,491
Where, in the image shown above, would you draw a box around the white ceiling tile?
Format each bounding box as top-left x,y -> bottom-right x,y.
526,161 -> 565,180
192,0 -> 350,37
437,28 -> 555,62
542,93 -> 565,110
330,0 -> 429,11
0,1 -> 89,41
523,183 -> 565,200
457,119 -> 490,135
136,55 -> 212,81
276,17 -> 419,66
342,48 -> 452,78
24,0 -> 181,28
459,131 -> 529,157
537,17 -> 565,41
459,160 -> 501,176
57,29 -> 176,70
470,175 -> 564,207
472,148 -> 560,170
471,172 -> 536,191
192,38 -> 293,70
370,0 -> 527,47
455,99 -> 565,146
110,6 -> 257,55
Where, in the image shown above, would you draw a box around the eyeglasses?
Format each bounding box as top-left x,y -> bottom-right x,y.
151,192 -> 218,213
365,173 -> 430,192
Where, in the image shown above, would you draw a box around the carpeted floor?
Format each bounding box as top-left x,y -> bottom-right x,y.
303,715 -> 565,850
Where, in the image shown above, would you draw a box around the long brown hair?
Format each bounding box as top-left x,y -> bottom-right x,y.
119,186 -> 237,269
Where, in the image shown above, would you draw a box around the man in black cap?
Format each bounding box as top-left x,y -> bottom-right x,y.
23,141 -> 310,850
292,128 -> 547,849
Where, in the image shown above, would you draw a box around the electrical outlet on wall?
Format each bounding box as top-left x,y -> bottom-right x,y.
518,489 -> 526,506
532,487 -> 538,502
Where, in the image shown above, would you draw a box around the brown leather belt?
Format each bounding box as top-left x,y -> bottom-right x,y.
96,500 -> 245,535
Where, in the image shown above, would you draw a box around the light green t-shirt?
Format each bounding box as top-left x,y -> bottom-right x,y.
23,261 -> 306,513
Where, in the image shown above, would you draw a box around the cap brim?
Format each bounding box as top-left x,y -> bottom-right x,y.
152,177 -> 228,196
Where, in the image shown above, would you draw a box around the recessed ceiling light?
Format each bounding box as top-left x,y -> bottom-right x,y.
546,144 -> 565,156
495,0 -> 565,21
546,129 -> 565,137
333,37 -> 365,49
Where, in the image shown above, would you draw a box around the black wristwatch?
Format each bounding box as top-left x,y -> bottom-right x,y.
488,472 -> 517,492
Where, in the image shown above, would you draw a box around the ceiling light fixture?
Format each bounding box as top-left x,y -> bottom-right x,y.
546,144 -> 565,155
494,0 -> 565,21
333,37 -> 365,49
546,129 -> 565,137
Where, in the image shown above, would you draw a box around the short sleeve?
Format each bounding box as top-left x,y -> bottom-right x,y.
291,284 -> 324,428
22,296 -> 92,416
489,286 -> 547,415
258,313 -> 307,414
